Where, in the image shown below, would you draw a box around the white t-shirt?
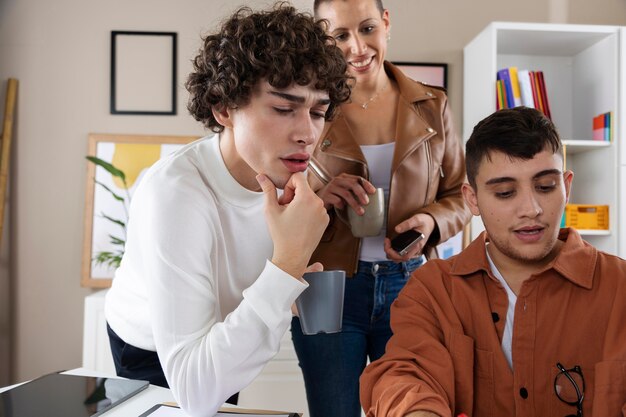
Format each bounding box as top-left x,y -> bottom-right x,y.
105,135 -> 307,417
359,142 -> 395,262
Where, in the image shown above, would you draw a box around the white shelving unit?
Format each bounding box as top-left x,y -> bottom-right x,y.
563,139 -> 611,154
463,22 -> 621,256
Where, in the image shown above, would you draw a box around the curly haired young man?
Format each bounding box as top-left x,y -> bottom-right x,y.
104,4 -> 351,416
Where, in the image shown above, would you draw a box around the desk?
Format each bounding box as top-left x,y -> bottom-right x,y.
0,367 -> 175,416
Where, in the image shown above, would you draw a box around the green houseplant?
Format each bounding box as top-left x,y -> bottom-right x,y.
86,156 -> 130,269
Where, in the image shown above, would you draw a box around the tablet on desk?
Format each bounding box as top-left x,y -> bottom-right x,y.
0,372 -> 149,417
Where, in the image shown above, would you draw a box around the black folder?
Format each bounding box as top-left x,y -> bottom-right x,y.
0,372 -> 149,417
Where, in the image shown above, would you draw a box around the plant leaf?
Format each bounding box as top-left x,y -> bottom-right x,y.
99,212 -> 126,228
93,251 -> 123,269
95,180 -> 125,202
87,154 -> 129,270
86,156 -> 126,182
108,235 -> 126,246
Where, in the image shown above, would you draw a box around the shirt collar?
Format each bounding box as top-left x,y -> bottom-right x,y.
450,228 -> 596,290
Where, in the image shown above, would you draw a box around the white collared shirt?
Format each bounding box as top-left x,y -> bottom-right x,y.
485,244 -> 517,369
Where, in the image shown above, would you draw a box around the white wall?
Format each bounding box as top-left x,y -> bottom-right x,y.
0,0 -> 624,383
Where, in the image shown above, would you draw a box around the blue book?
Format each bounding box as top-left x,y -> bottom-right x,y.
497,68 -> 515,109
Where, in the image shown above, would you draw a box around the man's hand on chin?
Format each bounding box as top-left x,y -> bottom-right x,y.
256,172 -> 329,279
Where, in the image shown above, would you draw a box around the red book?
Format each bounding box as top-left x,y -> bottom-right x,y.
496,80 -> 502,110
532,72 -> 545,115
528,71 -> 539,110
593,114 -> 604,141
537,71 -> 552,120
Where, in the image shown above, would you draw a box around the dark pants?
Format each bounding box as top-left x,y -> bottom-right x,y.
106,323 -> 239,404
291,258 -> 423,417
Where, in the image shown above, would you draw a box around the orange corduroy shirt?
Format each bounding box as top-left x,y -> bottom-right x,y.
360,228 -> 626,417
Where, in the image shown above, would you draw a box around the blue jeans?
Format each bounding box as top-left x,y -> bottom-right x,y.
291,258 -> 423,417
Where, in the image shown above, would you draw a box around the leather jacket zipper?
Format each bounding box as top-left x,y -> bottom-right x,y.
424,140 -> 432,206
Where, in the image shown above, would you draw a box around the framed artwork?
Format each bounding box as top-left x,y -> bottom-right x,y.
82,133 -> 198,288
110,31 -> 177,115
393,62 -> 448,89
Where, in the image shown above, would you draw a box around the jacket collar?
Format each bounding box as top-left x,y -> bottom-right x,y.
450,228 -> 596,290
386,62 -> 440,172
317,61 -> 440,171
386,61 -> 441,104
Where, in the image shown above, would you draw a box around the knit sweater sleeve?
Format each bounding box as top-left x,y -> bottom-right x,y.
135,164 -> 306,417
158,260 -> 303,417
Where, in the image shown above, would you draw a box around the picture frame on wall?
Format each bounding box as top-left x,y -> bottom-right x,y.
393,62 -> 448,89
110,31 -> 178,115
82,133 -> 198,288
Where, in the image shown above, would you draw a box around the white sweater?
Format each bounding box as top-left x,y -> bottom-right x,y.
105,135 -> 307,417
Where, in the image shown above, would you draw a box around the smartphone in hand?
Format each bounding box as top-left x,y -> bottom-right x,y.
390,230 -> 424,256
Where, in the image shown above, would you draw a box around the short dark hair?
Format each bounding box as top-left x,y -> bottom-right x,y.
465,107 -> 563,188
186,2 -> 352,133
313,0 -> 384,17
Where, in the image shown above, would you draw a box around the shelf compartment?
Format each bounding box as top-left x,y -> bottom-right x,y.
563,139 -> 611,154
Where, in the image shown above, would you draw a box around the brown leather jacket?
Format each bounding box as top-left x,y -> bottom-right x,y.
308,62 -> 470,276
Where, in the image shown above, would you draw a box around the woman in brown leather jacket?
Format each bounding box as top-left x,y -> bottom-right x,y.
289,1 -> 471,417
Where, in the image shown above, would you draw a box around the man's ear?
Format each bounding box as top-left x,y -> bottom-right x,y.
563,170 -> 574,203
212,105 -> 233,129
462,183 -> 481,216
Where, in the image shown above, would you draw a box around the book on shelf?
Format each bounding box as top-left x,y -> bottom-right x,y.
508,67 -> 522,107
593,113 -> 604,140
593,111 -> 613,142
495,67 -> 551,120
496,68 -> 515,109
496,79 -> 506,110
500,79 -> 509,109
528,70 -> 540,110
517,69 -> 535,108
536,71 -> 551,120
528,71 -> 543,112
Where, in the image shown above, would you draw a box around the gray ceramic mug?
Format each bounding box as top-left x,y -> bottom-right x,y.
347,187 -> 385,237
296,270 -> 346,335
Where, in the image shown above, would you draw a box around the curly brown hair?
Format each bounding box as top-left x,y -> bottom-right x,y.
186,2 -> 352,133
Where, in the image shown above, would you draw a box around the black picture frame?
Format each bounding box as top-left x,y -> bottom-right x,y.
392,62 -> 448,90
110,31 -> 177,115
